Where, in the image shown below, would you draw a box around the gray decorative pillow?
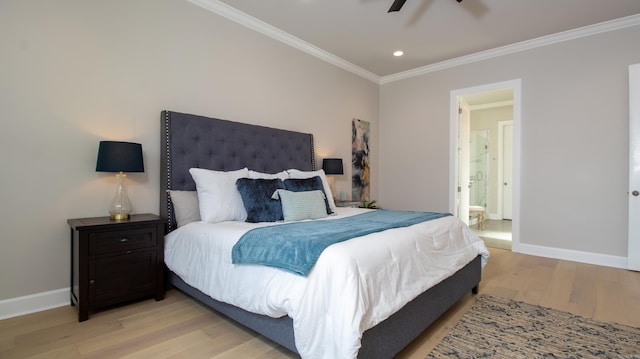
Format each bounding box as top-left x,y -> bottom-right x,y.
168,190 -> 200,227
272,189 -> 329,222
236,178 -> 285,223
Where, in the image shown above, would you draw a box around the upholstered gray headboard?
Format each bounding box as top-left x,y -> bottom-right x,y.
160,110 -> 315,231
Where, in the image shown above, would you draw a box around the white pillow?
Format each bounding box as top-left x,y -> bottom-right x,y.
189,167 -> 249,223
272,189 -> 329,222
248,170 -> 289,180
287,169 -> 336,211
168,190 -> 200,227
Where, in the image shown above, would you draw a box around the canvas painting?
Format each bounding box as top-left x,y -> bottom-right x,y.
352,119 -> 370,201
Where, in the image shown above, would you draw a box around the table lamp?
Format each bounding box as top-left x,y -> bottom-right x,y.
96,141 -> 144,220
322,158 -> 344,200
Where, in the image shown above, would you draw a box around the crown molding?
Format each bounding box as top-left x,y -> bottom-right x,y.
380,13 -> 640,84
187,0 -> 381,83
186,1 -> 640,86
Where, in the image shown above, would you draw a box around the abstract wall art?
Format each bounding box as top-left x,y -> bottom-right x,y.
352,118 -> 370,201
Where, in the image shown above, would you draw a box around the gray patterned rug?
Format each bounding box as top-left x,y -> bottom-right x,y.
428,294 -> 640,358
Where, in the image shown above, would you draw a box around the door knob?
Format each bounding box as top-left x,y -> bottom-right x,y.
633,190 -> 639,197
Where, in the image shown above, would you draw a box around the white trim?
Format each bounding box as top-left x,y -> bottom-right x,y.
0,288 -> 68,320
519,243 -> 628,269
186,0 -> 380,83
497,120 -> 513,220
629,63 -> 640,271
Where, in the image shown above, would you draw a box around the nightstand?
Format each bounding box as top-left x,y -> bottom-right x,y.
335,200 -> 361,208
67,214 -> 166,321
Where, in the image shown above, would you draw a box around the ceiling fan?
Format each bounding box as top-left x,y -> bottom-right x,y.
388,0 -> 463,13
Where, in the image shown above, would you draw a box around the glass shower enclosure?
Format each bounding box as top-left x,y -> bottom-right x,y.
470,130 -> 489,210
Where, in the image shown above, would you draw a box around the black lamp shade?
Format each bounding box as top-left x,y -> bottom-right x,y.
322,158 -> 344,175
96,141 -> 144,173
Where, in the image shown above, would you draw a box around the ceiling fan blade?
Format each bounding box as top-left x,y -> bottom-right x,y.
388,0 -> 407,12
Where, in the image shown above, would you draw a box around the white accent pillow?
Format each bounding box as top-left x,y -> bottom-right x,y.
248,170 -> 290,180
168,190 -> 200,227
272,189 -> 329,222
189,167 -> 249,223
287,169 -> 336,211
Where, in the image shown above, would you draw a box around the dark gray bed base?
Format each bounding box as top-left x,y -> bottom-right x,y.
168,256 -> 481,358
160,110 -> 481,358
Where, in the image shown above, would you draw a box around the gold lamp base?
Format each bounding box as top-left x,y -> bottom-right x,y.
110,213 -> 130,220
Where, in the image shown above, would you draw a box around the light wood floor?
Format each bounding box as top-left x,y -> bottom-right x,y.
2,248 -> 639,358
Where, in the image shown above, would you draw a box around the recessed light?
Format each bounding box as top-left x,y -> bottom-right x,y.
393,50 -> 404,57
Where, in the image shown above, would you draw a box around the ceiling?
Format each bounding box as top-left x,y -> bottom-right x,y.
200,0 -> 640,79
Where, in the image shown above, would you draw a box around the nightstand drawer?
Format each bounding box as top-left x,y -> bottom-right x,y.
89,227 -> 156,255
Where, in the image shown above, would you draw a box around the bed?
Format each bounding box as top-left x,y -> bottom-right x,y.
160,110 -> 489,358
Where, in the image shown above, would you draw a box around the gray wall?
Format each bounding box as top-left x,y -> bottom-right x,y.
0,0 -> 379,301
379,26 -> 640,258
2,0 -> 637,305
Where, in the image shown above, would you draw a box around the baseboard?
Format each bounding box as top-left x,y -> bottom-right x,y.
0,243 -> 629,320
517,243 -> 627,269
0,288 -> 69,320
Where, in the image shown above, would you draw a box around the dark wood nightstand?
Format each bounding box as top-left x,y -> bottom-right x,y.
67,213 -> 166,321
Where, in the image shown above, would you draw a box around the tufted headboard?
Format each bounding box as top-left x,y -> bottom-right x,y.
160,110 -> 315,231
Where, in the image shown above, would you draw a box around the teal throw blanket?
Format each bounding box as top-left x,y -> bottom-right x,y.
231,210 -> 451,276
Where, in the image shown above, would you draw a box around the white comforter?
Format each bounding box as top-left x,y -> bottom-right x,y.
164,208 -> 489,359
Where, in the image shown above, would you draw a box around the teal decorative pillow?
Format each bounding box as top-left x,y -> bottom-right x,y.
272,189 -> 329,222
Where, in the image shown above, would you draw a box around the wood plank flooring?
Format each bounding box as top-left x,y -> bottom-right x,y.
1,248 -> 639,358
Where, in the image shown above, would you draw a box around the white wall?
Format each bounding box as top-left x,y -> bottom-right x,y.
380,26 -> 640,259
0,0 -> 379,302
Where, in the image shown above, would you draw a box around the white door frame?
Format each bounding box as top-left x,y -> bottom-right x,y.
450,79 -> 522,251
498,120 -> 513,220
629,64 -> 640,271
458,98 -> 471,224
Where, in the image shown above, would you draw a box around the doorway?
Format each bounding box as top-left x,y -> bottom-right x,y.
450,79 -> 521,252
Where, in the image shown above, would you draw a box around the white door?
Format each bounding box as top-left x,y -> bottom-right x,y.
458,98 -> 471,224
629,64 -> 640,271
500,121 -> 513,220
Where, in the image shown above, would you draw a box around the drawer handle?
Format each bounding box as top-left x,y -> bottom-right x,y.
119,238 -> 129,242
89,280 -> 95,285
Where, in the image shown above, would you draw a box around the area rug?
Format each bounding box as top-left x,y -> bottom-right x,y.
428,294 -> 640,358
